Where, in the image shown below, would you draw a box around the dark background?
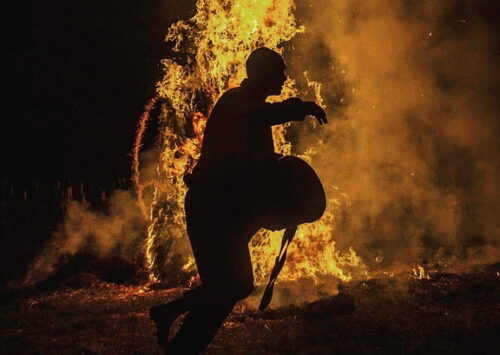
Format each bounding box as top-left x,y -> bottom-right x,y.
2,0 -> 196,186
1,0 -> 195,284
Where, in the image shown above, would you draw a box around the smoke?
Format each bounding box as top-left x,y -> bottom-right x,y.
23,190 -> 147,285
285,0 -> 499,269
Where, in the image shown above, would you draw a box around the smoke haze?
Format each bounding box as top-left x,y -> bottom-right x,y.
288,0 -> 499,268
23,191 -> 146,285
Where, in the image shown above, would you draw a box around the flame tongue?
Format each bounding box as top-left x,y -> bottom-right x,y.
135,0 -> 364,293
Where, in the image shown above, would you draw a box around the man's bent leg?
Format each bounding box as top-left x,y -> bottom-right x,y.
167,225 -> 256,353
166,296 -> 236,354
166,187 -> 258,352
149,287 -> 204,347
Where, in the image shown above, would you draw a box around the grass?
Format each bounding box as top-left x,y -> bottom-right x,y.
1,263 -> 499,354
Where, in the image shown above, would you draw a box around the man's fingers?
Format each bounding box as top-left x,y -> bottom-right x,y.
314,113 -> 325,125
316,115 -> 327,125
314,108 -> 327,125
303,102 -> 328,125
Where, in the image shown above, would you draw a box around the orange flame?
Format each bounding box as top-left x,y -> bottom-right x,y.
134,0 -> 365,288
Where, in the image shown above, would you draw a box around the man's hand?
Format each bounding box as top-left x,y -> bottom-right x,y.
303,101 -> 328,125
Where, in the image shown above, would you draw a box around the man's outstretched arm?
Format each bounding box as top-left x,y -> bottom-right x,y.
259,98 -> 328,126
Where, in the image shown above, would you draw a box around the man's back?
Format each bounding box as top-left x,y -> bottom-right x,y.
195,83 -> 311,182
197,86 -> 275,173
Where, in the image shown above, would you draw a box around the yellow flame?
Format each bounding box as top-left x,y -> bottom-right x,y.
412,265 -> 431,280
135,0 -> 365,287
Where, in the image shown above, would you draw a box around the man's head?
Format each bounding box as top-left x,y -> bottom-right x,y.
245,47 -> 287,96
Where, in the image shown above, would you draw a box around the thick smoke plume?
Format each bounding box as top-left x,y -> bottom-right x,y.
23,191 -> 146,285
287,0 -> 499,269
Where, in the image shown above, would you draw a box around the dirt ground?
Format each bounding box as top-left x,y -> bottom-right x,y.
1,263 -> 499,354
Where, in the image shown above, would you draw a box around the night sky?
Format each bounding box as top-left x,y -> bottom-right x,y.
2,0 -> 196,185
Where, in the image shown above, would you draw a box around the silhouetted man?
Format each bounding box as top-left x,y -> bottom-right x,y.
150,47 -> 327,354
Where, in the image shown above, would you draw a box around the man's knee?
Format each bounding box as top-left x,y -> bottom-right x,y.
208,279 -> 253,304
203,278 -> 253,304
227,278 -> 254,301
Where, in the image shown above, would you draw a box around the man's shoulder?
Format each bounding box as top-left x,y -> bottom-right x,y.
210,87 -> 246,115
218,86 -> 245,103
207,87 -> 245,122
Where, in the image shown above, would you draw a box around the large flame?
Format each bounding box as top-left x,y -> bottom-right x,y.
134,0 -> 364,289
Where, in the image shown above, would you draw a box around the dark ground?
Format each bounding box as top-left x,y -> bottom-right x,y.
1,263 -> 498,354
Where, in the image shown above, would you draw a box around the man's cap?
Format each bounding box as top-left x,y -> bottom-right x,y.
246,47 -> 286,78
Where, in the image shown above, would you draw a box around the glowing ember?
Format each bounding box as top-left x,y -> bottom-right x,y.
134,0 -> 364,288
412,265 -> 431,280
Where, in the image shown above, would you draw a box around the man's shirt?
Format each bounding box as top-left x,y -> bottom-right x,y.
194,85 -> 306,180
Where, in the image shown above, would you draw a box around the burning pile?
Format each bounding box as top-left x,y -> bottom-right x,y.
133,0 -> 364,291
16,0 -> 499,298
